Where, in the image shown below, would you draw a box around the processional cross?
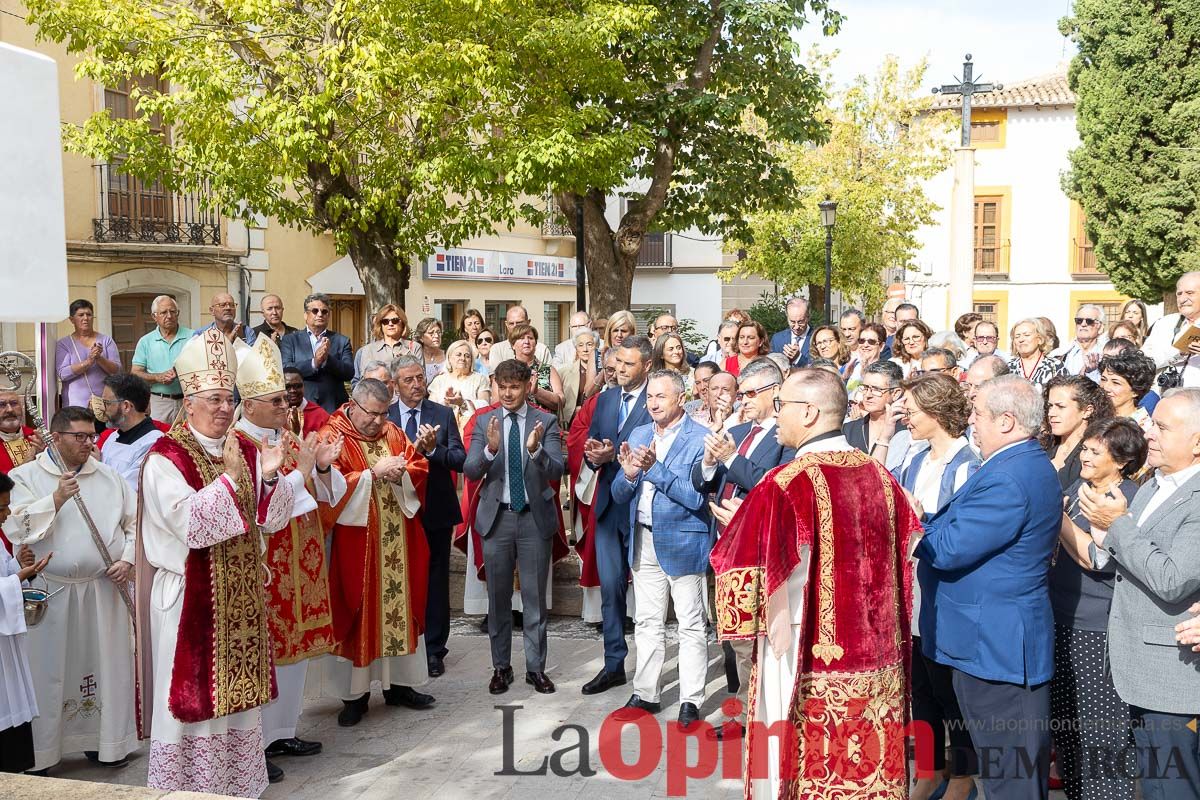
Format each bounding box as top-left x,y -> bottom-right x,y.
932,54 -> 1004,147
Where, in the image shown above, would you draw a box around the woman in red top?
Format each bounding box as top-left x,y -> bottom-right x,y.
724,320 -> 769,377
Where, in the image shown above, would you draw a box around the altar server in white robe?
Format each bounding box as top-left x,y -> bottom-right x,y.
3,405 -> 137,773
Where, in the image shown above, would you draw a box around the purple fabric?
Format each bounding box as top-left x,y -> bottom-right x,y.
56,334 -> 119,406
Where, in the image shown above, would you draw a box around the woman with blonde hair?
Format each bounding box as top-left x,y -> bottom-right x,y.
603,310 -> 637,353
1119,298 -> 1150,341
1007,317 -> 1067,388
353,304 -> 416,384
428,340 -> 491,426
651,333 -> 694,395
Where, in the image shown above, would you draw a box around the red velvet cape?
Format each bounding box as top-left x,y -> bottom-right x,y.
150,431 -> 278,725
565,393 -> 600,588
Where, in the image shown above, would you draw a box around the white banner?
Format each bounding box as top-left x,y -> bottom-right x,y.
426,248 -> 576,285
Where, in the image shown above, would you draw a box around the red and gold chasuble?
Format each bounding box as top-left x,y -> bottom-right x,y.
147,429 -> 277,724
240,431 -> 335,665
711,449 -> 921,800
320,409 -> 429,668
0,426 -> 37,552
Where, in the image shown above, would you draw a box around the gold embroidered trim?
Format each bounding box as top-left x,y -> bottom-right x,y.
365,438 -> 413,657
871,461 -> 903,651
171,428 -> 273,716
773,449 -> 871,491
3,437 -> 33,468
715,567 -> 766,639
805,465 -> 843,665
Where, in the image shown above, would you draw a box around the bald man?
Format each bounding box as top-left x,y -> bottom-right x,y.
253,294 -> 298,343
193,292 -> 257,345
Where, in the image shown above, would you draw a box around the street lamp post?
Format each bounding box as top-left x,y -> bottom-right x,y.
818,199 -> 838,325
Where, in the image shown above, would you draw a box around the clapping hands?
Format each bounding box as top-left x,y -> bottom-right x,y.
702,431 -> 736,467
618,441 -> 656,480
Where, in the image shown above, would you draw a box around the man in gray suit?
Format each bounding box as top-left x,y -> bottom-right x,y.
463,359 -> 564,696
1081,387 -> 1200,799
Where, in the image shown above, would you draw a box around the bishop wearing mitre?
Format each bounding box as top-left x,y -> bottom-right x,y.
710,369 -> 921,800
319,378 -> 435,727
134,327 -> 295,797
233,335 -> 347,775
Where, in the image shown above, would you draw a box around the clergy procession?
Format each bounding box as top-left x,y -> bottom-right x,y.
1,282 -> 1200,800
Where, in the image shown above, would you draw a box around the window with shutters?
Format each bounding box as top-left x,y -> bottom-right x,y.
974,193 -> 1010,276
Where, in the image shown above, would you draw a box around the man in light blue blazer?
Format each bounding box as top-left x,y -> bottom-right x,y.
913,374 -> 1061,800
608,369 -> 712,730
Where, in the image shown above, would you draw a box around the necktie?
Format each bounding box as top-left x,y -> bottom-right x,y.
618,392 -> 633,430
507,412 -> 527,512
405,409 -> 419,442
720,424 -> 762,504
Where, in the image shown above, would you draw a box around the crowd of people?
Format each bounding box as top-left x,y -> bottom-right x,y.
2,276 -> 1200,799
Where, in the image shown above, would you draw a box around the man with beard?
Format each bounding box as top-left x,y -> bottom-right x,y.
136,328 -> 294,796
319,378 -> 435,726
234,335 -> 346,778
97,373 -> 167,492
192,292 -> 257,345
0,388 -> 42,552
5,406 -> 138,775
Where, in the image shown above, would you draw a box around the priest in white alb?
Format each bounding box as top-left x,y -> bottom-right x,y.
4,405 -> 138,774
135,327 -> 295,797
233,335 -> 346,774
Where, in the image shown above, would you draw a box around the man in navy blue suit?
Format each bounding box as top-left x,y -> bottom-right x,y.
769,297 -> 812,369
580,334 -> 654,695
385,354 -> 465,678
280,293 -> 355,413
913,374 -> 1061,800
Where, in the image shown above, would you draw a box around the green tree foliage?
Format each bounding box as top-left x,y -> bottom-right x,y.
725,56 -> 953,312
1060,0 -> 1200,303
748,292 -> 789,337
548,0 -> 841,318
25,0 -> 651,311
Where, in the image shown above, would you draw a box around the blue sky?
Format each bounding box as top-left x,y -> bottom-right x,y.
795,0 -> 1077,89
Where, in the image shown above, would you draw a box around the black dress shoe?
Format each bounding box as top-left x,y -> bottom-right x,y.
84,751 -> 129,768
428,655 -> 445,677
25,769 -> 49,777
526,672 -> 556,694
266,758 -> 284,783
337,694 -> 369,727
677,702 -> 700,730
489,666 -> 515,694
581,667 -> 627,696
265,737 -> 323,757
612,694 -> 662,720
383,684 -> 435,709
707,720 -> 746,741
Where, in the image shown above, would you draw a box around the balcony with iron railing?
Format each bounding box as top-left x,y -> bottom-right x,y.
540,192 -> 574,238
93,163 -> 221,246
637,232 -> 673,268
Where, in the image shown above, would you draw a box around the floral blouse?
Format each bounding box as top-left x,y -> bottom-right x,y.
1007,353 -> 1068,389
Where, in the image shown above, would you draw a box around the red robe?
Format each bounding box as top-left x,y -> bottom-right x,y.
289,401 -> 329,438
0,426 -> 38,553
451,403 -> 570,578
320,408 -> 429,668
711,449 -> 921,800
566,393 -> 600,588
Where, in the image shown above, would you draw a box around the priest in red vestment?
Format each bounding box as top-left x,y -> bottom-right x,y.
566,391 -> 602,621
0,388 -> 43,553
284,366 -> 329,436
711,368 -> 921,800
319,378 -> 434,727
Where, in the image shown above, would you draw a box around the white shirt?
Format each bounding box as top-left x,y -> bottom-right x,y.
700,417 -> 777,481
553,330 -> 599,367
911,438 -> 971,514
1137,462 -> 1200,525
1054,337 -> 1107,379
307,327 -> 328,371
482,404 -> 539,504
633,415 -> 686,527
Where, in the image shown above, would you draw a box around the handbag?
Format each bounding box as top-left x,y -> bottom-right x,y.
69,337 -> 109,422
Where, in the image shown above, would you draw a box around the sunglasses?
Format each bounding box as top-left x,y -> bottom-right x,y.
381,317 -> 403,326
736,382 -> 778,401
859,338 -> 880,346
974,335 -> 997,342
306,307 -> 330,315
477,336 -> 494,344
1074,317 -> 1099,326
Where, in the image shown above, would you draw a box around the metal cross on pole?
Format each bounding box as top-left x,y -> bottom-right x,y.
932,54 -> 1003,147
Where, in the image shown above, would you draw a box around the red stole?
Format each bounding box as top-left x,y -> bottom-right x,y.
566,394 -> 600,588
319,408 -> 429,667
711,449 -> 921,800
451,403 -> 570,578
148,429 -> 277,725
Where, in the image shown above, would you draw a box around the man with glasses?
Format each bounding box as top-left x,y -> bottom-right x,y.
234,336 -> 346,779
5,406 -> 138,777
844,360 -> 909,469
917,346 -> 963,381
971,320 -> 1007,362
280,292 -> 355,413
880,297 -> 902,358
193,292 -> 257,346
710,368 -> 921,798
1053,304 -> 1108,380
650,313 -> 679,343
770,297 -> 813,368
320,378 -> 436,727
132,295 -> 193,424
692,358 -> 794,739
97,373 -> 167,491
284,366 -> 330,436
253,294 -> 298,344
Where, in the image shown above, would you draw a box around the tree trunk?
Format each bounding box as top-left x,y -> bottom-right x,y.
346,228 -> 409,314
1163,289 -> 1178,315
561,189 -> 643,319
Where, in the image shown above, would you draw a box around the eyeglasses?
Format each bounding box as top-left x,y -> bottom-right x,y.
859,338 -> 880,347
773,397 -> 817,414
58,431 -> 99,444
1074,317 -> 1099,326
154,309 -> 180,316
306,307 -> 330,316
381,317 -> 403,326
0,399 -> 22,409
656,324 -> 679,332
249,396 -> 289,409
193,394 -> 236,409
352,398 -> 389,420
913,366 -> 957,376
860,385 -> 897,398
974,335 -> 997,343
736,382 -> 778,400
100,397 -> 123,406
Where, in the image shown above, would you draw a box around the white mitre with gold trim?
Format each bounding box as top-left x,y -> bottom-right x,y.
235,334 -> 285,400
176,327 -> 237,396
